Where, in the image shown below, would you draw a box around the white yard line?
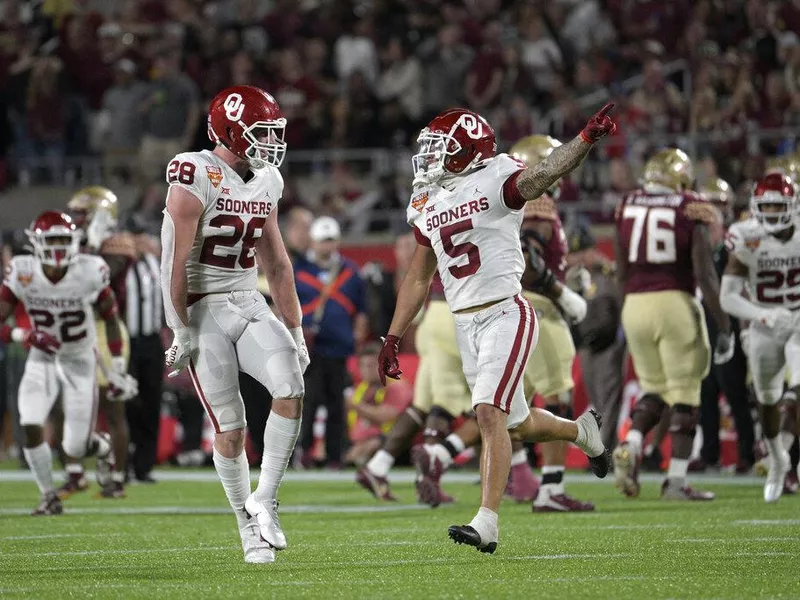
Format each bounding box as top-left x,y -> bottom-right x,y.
0,469 -> 768,485
733,519 -> 800,526
3,533 -> 122,540
5,545 -> 229,558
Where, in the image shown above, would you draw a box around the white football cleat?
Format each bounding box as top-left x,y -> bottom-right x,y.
244,495 -> 286,550
764,449 -> 790,503
239,517 -> 276,564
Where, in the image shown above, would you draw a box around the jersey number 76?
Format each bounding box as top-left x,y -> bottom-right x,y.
622,206 -> 677,264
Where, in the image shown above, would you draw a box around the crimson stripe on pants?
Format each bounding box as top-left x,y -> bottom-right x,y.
188,359 -> 221,434
504,297 -> 536,413
493,296 -> 529,410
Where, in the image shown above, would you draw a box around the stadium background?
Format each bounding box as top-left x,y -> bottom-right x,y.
0,1 -> 797,468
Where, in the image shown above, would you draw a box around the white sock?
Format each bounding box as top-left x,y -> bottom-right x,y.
780,431 -> 795,451
366,449 -> 395,478
65,463 -> 85,475
510,448 -> 528,467
429,443 -> 454,469
667,458 -> 689,480
766,435 -> 784,462
111,472 -> 125,484
254,413 -> 301,503
469,506 -> 499,543
213,448 -> 251,522
444,433 -> 466,455
23,443 -> 54,495
626,430 -> 644,457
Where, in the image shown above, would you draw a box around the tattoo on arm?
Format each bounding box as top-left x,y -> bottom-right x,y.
516,137 -> 592,202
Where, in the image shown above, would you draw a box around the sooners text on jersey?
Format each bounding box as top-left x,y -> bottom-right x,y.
616,189 -> 717,295
3,254 -> 110,354
726,217 -> 800,310
165,149 -> 282,295
408,154 -> 526,312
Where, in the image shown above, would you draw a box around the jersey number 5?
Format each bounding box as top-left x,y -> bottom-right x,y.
622,206 -> 676,263
200,215 -> 266,269
440,219 -> 481,279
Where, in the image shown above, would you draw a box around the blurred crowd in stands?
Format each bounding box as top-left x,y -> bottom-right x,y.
0,0 -> 799,231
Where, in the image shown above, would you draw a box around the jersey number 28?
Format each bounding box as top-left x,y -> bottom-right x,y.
622,206 -> 676,264
200,216 -> 266,269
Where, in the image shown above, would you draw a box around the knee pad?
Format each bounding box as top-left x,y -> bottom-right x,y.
632,393 -> 666,421
62,436 -> 88,460
669,404 -> 698,436
272,377 -> 304,400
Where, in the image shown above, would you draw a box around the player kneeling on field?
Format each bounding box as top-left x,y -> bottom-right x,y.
0,211 -> 137,515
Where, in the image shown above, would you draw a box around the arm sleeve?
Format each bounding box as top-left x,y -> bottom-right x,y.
160,210 -> 185,330
413,226 -> 432,247
720,274 -> 767,323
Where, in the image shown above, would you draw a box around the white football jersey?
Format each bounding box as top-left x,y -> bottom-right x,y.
726,217 -> 800,310
408,154 -> 526,312
3,254 -> 109,355
164,149 -> 282,295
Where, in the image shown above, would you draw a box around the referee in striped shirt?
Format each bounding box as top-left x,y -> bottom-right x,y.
124,229 -> 164,483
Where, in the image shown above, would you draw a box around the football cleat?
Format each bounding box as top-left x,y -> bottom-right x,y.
355,467 -> 397,501
57,472 -> 89,499
411,445 -> 448,508
95,432 -> 115,488
32,492 -> 63,516
96,480 -> 126,499
612,444 -> 640,497
533,491 -> 595,512
240,514 -> 277,564
448,525 -> 497,554
764,450 -> 790,503
245,496 -> 286,550
576,410 -> 610,478
505,463 -> 540,503
660,480 -> 715,501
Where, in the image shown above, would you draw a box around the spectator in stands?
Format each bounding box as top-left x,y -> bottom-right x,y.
334,17 -> 378,92
375,37 -> 423,124
295,217 -> 368,469
100,58 -> 147,184
283,206 -> 314,264
464,20 -> 505,111
330,71 -> 382,148
25,55 -> 67,183
630,58 -> 686,134
274,48 -> 321,149
418,24 -> 474,120
519,15 -> 563,98
345,342 -> 412,467
137,50 -> 200,184
123,182 -> 168,240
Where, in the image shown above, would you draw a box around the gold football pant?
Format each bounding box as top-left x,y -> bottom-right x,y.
622,290 -> 710,407
413,301 -> 472,417
522,292 -> 575,401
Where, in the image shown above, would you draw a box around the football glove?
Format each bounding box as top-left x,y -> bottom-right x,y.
580,103 -> 617,144
289,326 -> 310,374
106,356 -> 138,401
165,327 -> 194,378
713,331 -> 735,365
557,286 -> 588,325
378,334 -> 402,385
24,330 -> 61,355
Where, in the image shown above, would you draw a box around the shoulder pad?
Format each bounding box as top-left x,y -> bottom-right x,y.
684,200 -> 719,225
523,196 -> 557,221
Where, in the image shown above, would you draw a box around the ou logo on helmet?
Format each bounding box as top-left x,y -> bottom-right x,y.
224,93 -> 245,121
457,113 -> 484,140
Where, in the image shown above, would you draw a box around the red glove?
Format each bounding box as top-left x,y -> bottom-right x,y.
24,330 -> 61,355
378,335 -> 402,386
580,102 -> 617,144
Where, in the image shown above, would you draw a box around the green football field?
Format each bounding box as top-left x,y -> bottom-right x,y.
0,469 -> 798,599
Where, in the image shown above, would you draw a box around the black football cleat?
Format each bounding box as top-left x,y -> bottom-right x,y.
448,525 -> 497,554
589,447 -> 611,479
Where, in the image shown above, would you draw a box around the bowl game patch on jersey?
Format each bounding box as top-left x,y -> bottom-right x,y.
206,166 -> 223,188
411,190 -> 429,212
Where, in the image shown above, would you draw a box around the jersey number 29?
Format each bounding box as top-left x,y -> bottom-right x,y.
622,206 -> 676,264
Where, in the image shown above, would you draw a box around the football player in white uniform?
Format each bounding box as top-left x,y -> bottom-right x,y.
378,105 -> 616,553
0,211 -> 133,515
721,172 -> 800,502
161,85 -> 309,564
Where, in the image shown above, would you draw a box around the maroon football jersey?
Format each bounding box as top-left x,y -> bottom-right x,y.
521,196 -> 567,289
616,189 -> 717,295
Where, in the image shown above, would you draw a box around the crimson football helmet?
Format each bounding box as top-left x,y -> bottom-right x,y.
25,211 -> 81,268
207,85 -> 287,169
412,108 -> 497,185
751,173 -> 796,233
